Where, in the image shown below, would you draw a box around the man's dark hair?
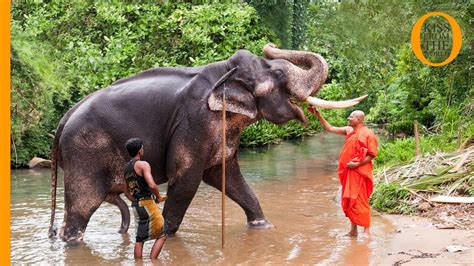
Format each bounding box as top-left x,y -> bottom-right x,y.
125,138 -> 143,157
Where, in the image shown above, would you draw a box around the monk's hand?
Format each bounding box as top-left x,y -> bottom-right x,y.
347,161 -> 360,169
307,106 -> 319,115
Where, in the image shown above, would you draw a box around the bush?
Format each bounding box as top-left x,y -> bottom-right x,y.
386,121 -> 414,135
370,182 -> 415,214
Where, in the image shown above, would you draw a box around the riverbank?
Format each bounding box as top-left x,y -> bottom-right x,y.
372,141 -> 473,264
379,214 -> 472,265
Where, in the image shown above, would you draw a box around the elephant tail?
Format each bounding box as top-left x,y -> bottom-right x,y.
48,126 -> 61,238
47,93 -> 94,238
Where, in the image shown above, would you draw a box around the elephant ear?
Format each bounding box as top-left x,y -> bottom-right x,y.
207,68 -> 257,119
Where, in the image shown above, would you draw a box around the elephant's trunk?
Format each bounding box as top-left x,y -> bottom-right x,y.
263,43 -> 328,101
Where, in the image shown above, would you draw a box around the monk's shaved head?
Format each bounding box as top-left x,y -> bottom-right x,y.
351,110 -> 365,121
347,110 -> 365,127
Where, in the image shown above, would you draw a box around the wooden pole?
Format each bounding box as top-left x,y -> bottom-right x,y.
221,88 -> 226,249
414,120 -> 420,156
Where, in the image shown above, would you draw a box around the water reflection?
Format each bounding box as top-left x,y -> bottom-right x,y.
11,133 -> 393,264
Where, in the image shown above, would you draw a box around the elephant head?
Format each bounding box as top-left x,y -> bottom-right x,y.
208,43 -> 363,125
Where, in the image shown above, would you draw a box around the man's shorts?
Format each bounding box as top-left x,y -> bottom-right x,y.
132,199 -> 167,242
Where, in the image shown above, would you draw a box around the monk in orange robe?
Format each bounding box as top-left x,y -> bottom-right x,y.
308,107 -> 378,238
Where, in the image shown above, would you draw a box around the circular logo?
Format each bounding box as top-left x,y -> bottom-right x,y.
411,12 -> 462,67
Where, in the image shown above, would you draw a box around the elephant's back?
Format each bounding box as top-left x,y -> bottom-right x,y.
57,73 -> 185,169
56,64 -> 213,172
111,65 -> 203,88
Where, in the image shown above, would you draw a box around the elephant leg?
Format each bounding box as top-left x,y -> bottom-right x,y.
105,194 -> 130,234
162,173 -> 202,236
202,156 -> 272,229
60,172 -> 107,242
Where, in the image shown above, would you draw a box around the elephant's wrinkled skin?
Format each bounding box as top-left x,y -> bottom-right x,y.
49,44 -> 328,241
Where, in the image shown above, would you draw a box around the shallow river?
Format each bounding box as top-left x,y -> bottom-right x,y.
11,133 -> 394,264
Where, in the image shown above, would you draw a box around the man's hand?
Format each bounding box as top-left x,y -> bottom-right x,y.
123,183 -> 134,201
154,194 -> 167,203
307,106 -> 320,115
157,195 -> 167,203
347,161 -> 360,169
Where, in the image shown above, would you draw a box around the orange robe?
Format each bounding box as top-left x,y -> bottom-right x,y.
338,126 -> 378,227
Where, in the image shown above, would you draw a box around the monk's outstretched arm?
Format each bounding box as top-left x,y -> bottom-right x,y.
307,106 -> 350,136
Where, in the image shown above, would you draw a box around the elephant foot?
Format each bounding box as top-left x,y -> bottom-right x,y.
59,224 -> 85,243
247,219 -> 273,229
61,231 -> 84,244
48,226 -> 57,238
166,228 -> 177,237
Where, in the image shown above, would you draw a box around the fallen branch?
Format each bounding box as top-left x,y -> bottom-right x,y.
408,189 -> 432,203
449,150 -> 471,173
429,195 -> 474,204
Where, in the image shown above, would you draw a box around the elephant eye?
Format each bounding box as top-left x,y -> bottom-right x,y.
274,69 -> 284,78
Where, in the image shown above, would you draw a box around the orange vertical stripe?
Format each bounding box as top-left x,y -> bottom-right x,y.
0,0 -> 11,265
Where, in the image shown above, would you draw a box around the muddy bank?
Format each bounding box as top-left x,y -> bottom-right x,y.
378,214 -> 473,265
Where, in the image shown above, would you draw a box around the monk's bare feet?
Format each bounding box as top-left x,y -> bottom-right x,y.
345,230 -> 358,237
360,228 -> 370,239
344,223 -> 358,237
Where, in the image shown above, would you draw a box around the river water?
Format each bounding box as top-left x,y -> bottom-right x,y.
11,133 -> 394,265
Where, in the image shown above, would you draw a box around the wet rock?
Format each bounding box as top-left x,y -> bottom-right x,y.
28,157 -> 51,169
445,245 -> 469,253
435,224 -> 455,229
417,202 -> 432,212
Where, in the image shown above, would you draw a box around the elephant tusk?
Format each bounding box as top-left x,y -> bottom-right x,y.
306,95 -> 368,109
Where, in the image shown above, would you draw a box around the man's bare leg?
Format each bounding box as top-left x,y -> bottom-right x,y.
346,223 -> 358,236
134,242 -> 144,258
150,235 -> 167,259
360,227 -> 370,238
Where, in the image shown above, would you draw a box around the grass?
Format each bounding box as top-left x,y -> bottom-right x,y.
374,133 -> 464,169
370,182 -> 415,214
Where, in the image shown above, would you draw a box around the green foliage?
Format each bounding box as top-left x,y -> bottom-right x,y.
470,178 -> 474,197
241,116 -> 311,147
247,0 -> 309,49
386,121 -> 415,136
405,172 -> 462,192
290,0 -> 309,49
305,0 -> 472,137
374,126 -> 473,168
11,1 -> 275,166
305,0 -> 414,115
375,138 -> 417,167
370,182 -> 415,214
10,30 -> 71,167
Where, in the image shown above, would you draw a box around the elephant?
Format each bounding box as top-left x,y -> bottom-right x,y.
48,43 -> 363,242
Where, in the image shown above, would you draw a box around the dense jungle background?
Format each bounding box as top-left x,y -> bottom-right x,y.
11,0 -> 473,171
